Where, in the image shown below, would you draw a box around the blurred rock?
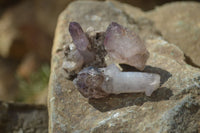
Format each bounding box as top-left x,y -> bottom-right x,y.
0,58 -> 18,101
48,1 -> 200,132
147,2 -> 200,67
34,0 -> 73,35
0,0 -> 22,9
32,87 -> 48,105
17,63 -> 50,104
17,53 -> 40,79
0,9 -> 23,59
0,0 -> 52,61
0,101 -> 48,133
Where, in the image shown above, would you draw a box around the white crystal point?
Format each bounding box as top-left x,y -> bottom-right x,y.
102,64 -> 161,96
74,64 -> 161,98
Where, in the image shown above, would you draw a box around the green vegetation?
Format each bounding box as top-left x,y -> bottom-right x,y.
16,64 -> 50,103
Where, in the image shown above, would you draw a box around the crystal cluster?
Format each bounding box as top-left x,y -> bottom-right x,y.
64,22 -> 161,98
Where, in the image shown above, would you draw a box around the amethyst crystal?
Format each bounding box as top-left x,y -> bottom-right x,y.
73,66 -> 109,98
104,22 -> 149,70
65,22 -> 161,99
69,22 -> 90,51
73,64 -> 160,98
69,22 -> 95,64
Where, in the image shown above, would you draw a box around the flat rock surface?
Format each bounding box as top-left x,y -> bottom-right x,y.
48,1 -> 200,133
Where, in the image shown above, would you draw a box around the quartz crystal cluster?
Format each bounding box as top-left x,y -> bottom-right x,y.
63,22 -> 161,98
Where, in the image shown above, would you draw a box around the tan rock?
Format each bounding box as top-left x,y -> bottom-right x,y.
0,0 -> 53,61
48,1 -> 200,133
0,10 -> 18,58
146,2 -> 200,67
34,0 -> 73,35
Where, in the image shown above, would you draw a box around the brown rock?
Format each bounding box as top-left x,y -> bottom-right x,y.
48,1 -> 200,133
0,58 -> 18,101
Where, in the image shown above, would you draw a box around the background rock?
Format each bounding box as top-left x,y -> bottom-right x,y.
48,1 -> 200,132
0,57 -> 18,101
0,101 -> 48,133
0,0 -> 53,61
146,2 -> 200,67
17,53 -> 40,79
117,0 -> 199,11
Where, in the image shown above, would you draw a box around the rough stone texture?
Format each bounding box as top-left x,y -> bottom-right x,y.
146,2 -> 200,67
48,1 -> 200,132
117,0 -> 200,11
0,101 -> 48,133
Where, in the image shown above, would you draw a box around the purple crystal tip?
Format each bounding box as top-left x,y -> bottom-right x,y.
69,22 -> 89,51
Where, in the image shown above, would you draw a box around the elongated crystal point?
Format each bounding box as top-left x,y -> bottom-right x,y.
104,22 -> 149,70
68,22 -> 95,64
102,64 -> 160,96
73,64 -> 160,98
69,22 -> 90,51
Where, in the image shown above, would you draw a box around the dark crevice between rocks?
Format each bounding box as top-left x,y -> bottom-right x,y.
89,65 -> 173,112
184,54 -> 200,69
